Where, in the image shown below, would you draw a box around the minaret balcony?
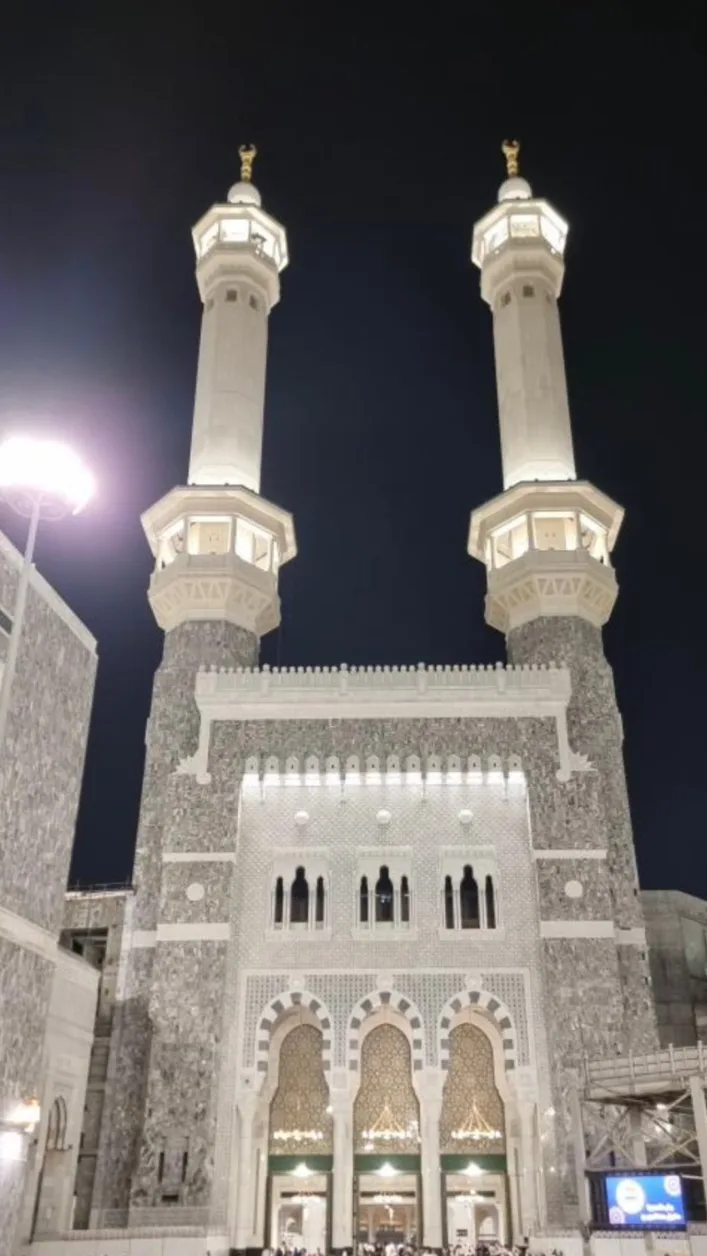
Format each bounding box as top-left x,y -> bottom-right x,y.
141,485 -> 296,635
468,480 -> 624,633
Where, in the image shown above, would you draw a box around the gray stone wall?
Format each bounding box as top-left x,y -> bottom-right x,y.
0,545 -> 97,934
508,616 -> 658,1228
0,537 -> 96,1256
92,621 -> 257,1222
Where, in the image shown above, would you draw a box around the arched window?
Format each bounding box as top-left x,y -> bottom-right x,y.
401,875 -> 410,924
315,875 -> 325,925
45,1096 -> 67,1151
290,867 -> 309,924
375,866 -> 394,923
485,874 -> 496,929
274,876 -> 284,926
444,874 -> 455,929
360,876 -> 369,924
460,865 -> 480,929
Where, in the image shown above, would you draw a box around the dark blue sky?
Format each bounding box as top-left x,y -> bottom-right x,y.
0,5 -> 704,891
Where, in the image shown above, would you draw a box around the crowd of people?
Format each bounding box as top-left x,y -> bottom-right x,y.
265,1244 -> 563,1256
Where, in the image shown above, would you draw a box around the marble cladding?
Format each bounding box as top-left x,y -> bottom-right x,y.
0,937 -> 54,1113
90,948 -> 155,1217
540,937 -> 626,1228
91,623 -> 256,1223
535,859 -> 612,920
508,617 -> 644,931
131,940 -> 228,1208
0,553 -> 96,934
132,621 -> 257,932
0,939 -> 55,1256
159,863 -> 233,924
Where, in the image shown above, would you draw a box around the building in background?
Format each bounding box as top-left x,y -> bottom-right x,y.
642,891 -> 707,1047
0,528 -> 98,1256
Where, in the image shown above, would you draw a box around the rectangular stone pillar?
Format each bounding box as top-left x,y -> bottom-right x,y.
234,1092 -> 258,1254
419,1075 -> 444,1252
331,1091 -> 353,1255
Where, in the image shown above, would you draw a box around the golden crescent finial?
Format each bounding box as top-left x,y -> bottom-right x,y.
238,143 -> 257,182
501,139 -> 520,178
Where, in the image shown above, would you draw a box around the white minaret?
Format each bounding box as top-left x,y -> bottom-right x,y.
141,146 -> 296,639
468,141 -> 623,634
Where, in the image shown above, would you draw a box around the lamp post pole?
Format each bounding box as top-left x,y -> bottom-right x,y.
0,493 -> 42,757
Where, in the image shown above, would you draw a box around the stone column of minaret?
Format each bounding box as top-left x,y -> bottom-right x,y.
87,149 -> 295,1231
468,142 -> 658,1226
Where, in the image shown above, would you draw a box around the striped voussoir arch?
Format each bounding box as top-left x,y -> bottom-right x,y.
254,989 -> 333,1077
347,989 -> 425,1072
438,987 -> 517,1072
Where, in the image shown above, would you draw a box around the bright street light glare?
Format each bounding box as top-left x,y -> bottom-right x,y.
0,435 -> 95,515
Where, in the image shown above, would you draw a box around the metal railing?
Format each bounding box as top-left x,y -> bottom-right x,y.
586,1043 -> 707,1094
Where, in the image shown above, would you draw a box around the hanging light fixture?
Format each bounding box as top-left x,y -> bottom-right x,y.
372,1193 -> 404,1205
272,1098 -> 325,1145
450,1099 -> 503,1143
361,1100 -> 420,1146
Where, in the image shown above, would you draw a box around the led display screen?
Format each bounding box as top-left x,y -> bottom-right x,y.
605,1174 -> 685,1228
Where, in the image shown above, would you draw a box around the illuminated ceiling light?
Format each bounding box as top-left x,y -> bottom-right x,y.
272,1126 -> 324,1145
361,1101 -> 420,1146
376,1162 -> 399,1178
273,1101 -> 325,1146
451,1100 -> 503,1144
373,1193 -> 404,1205
290,1163 -> 314,1178
461,1162 -> 483,1178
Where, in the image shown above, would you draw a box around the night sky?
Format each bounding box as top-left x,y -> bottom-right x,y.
1,7 -> 704,893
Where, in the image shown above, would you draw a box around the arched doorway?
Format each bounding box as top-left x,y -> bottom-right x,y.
353,1022 -> 420,1249
439,1021 -> 509,1247
266,1020 -> 332,1252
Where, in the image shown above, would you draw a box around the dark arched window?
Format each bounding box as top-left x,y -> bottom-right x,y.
375,866 -> 394,923
485,874 -> 496,929
290,867 -> 309,924
401,875 -> 410,923
274,876 -> 284,926
460,865 -> 480,929
315,875 -> 325,924
360,876 -> 369,924
46,1097 -> 67,1151
444,874 -> 455,929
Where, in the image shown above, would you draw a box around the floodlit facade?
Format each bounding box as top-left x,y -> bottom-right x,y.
0,530 -> 98,1256
27,144 -> 662,1256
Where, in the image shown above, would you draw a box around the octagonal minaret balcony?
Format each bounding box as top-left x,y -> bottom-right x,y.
468,141 -> 623,634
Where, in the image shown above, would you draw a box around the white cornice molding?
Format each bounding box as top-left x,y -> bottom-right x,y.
540,920 -> 614,939
179,662 -> 581,786
533,848 -> 607,860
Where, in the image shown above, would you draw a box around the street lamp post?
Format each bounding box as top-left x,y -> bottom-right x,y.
0,435 -> 95,757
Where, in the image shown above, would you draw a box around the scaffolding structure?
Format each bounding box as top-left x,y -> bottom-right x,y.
571,1046 -> 707,1228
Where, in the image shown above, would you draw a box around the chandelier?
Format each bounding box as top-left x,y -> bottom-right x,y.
362,1100 -> 420,1147
272,1099 -> 325,1145
451,1099 -> 503,1143
373,1193 -> 404,1205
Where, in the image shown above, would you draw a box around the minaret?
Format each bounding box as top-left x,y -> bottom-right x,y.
141,145 -> 296,652
468,140 -> 623,634
468,143 -> 657,1062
